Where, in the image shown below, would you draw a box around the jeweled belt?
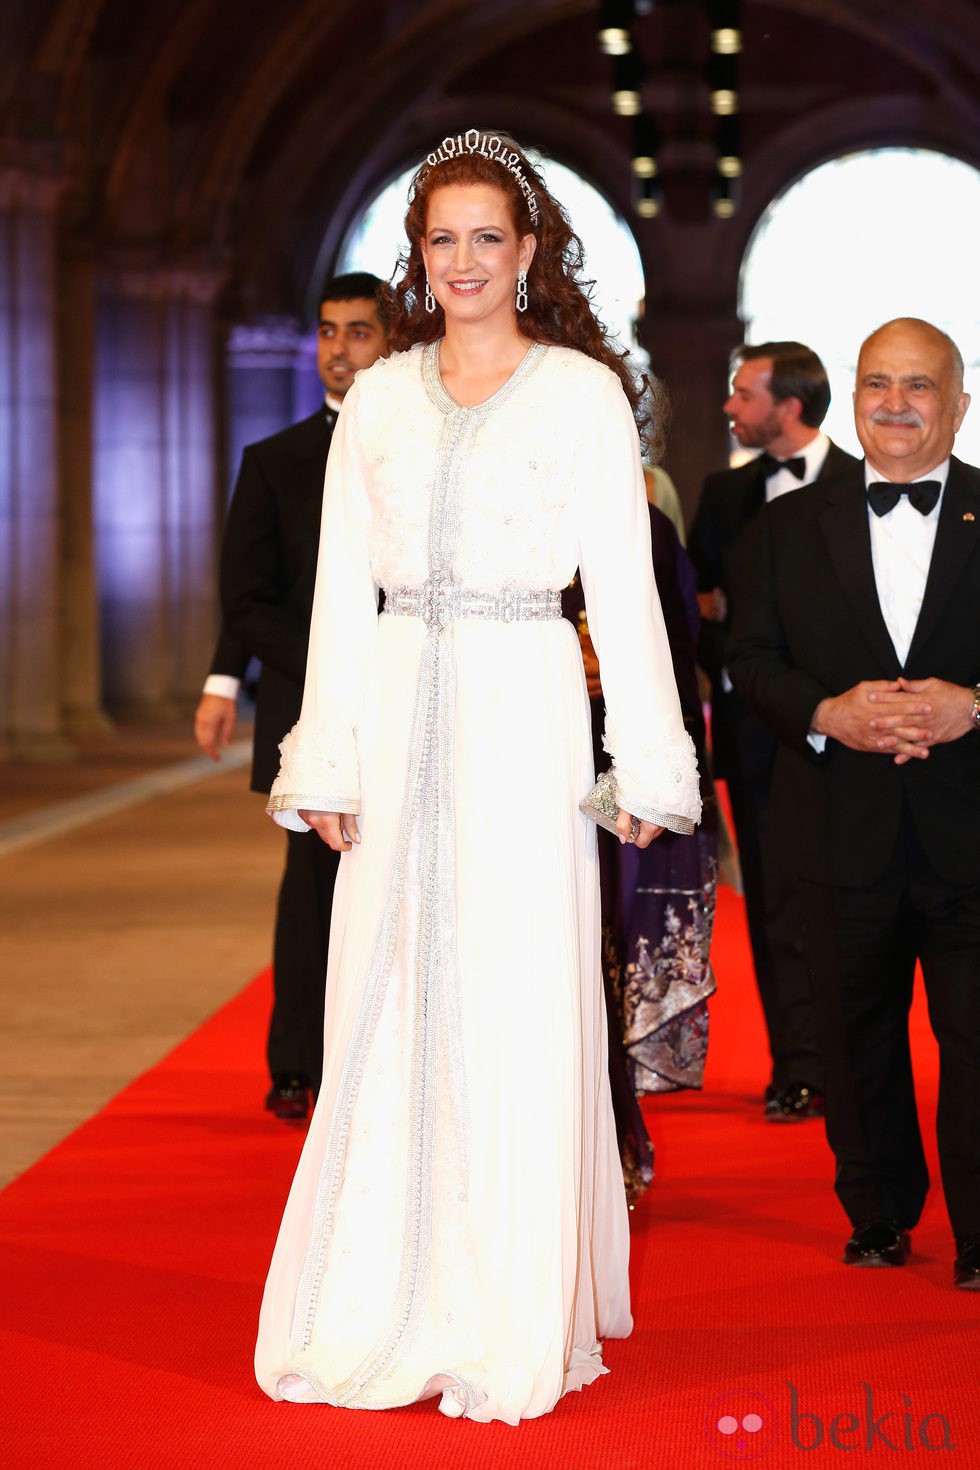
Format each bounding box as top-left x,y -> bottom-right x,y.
384,578 -> 561,631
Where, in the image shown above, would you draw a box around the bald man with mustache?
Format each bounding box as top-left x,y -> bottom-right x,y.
728,318 -> 980,1290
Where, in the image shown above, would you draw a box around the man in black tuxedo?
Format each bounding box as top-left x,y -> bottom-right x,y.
689,343 -> 856,1120
194,272 -> 388,1119
728,318 -> 980,1288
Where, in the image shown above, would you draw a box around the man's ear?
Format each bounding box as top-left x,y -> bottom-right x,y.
952,390 -> 971,434
777,393 -> 804,428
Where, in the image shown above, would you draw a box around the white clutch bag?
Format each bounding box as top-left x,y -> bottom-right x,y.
579,768 -> 622,836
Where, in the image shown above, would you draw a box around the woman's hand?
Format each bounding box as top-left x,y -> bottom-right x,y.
615,808 -> 663,849
298,811 -> 361,851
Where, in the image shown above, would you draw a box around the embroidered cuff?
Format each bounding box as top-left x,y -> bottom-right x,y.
265,793 -> 361,816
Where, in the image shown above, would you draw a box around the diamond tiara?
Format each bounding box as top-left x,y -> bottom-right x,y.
418,129 -> 540,226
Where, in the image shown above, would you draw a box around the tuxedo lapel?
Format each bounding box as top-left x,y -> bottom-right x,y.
818,467 -> 902,675
906,457 -> 980,665
816,441 -> 857,483
290,412 -> 333,537
733,460 -> 767,530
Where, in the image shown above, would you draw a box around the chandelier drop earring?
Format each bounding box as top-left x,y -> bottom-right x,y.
516,268 -> 528,313
424,275 -> 436,314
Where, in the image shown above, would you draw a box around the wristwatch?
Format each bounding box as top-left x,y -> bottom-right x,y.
972,684 -> 980,732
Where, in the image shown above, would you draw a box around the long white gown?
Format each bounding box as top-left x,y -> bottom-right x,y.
254,340 -> 701,1425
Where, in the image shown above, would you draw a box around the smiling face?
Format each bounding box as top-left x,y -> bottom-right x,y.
316,297 -> 387,398
419,183 -> 536,329
854,320 -> 970,480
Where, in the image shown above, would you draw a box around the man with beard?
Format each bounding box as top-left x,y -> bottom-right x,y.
689,342 -> 856,1120
728,318 -> 980,1287
194,272 -> 388,1119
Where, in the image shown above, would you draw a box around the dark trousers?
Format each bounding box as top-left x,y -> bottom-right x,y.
266,827 -> 340,1095
800,856 -> 980,1242
719,693 -> 823,1092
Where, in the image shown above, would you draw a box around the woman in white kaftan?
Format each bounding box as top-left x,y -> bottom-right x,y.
254,130 -> 701,1426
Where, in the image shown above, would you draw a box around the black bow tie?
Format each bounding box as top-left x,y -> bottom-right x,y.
867,480 -> 941,517
758,452 -> 806,481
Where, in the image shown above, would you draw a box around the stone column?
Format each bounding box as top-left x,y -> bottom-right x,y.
636,204 -> 747,525
94,263 -> 224,717
292,329 -> 321,421
640,306 -> 745,525
59,246 -> 112,738
165,274 -> 231,710
0,167 -> 72,758
225,317 -> 306,496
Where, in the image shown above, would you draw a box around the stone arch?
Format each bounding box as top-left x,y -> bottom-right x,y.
4,0 -> 980,747
332,128 -> 646,349
301,99 -> 652,320
739,143 -> 980,460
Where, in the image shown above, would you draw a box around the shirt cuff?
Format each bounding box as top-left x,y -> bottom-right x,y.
807,732 -> 827,754
202,674 -> 241,700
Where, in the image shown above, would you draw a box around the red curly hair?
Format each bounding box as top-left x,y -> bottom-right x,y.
388,130 -> 661,453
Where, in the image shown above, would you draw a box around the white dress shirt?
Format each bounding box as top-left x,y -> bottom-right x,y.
764,430 -> 831,501
808,457 -> 950,751
866,458 -> 948,665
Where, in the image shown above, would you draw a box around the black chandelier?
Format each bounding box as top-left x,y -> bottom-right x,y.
708,1 -> 742,217
597,0 -> 743,220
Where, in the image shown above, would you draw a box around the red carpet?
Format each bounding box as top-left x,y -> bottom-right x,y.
2,889 -> 977,1469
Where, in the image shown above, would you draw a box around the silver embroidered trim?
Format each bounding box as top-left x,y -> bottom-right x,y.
329,403 -> 475,1406
628,802 -> 696,835
421,337 -> 548,420
266,793 -> 360,816
274,1367 -> 486,1415
438,1372 -> 484,1416
385,581 -> 561,629
288,638 -> 438,1374
287,340 -> 552,1407
630,804 -> 696,835
582,769 -> 697,838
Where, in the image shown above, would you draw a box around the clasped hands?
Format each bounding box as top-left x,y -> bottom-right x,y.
812,677 -> 975,765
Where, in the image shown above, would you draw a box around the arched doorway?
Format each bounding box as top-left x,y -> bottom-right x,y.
739,148 -> 980,465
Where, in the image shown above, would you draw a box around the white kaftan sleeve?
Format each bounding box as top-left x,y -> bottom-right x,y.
577,370 -> 701,834
266,378 -> 379,831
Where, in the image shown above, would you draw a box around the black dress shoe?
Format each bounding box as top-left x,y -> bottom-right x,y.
765,1082 -> 825,1122
264,1074 -> 311,1121
953,1235 -> 980,1290
843,1220 -> 910,1267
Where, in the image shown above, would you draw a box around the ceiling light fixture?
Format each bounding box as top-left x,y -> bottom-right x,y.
599,0 -> 635,56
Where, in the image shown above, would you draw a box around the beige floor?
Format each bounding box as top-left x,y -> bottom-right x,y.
0,723 -> 284,1189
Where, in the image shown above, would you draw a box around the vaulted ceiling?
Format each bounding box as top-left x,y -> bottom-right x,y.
3,0 -> 979,317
